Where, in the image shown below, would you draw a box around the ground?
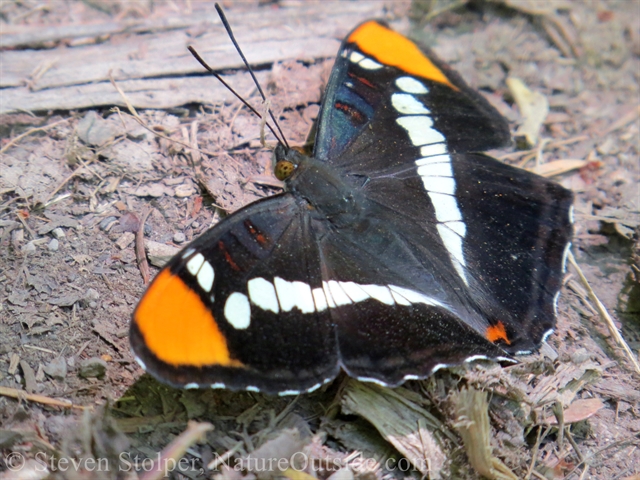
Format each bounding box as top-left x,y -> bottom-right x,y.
0,1 -> 639,480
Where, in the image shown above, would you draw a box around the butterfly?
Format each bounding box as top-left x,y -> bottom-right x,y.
130,19 -> 574,395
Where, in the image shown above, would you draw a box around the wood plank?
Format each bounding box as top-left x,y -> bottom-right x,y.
3,72 -> 266,114
1,2 -> 385,114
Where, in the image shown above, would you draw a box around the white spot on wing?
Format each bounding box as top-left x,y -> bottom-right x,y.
197,260 -> 215,293
339,281 -> 370,303
327,281 -> 352,306
390,290 -> 411,306
186,253 -> 205,276
355,376 -> 389,387
224,292 -> 251,329
431,364 -> 447,373
420,143 -> 447,157
396,76 -> 428,94
312,288 -> 328,312
396,116 -> 446,146
349,51 -> 364,63
388,285 -> 443,307
306,382 -> 323,393
278,390 -> 301,396
396,115 -> 444,147
391,93 -> 430,114
359,284 -> 394,305
562,242 -> 571,273
274,277 -> 315,313
359,58 -> 383,70
429,192 -> 462,222
443,220 -> 466,237
185,382 -> 199,389
415,154 -> 451,167
420,176 -> 456,195
322,281 -> 337,308
135,357 -> 147,370
181,247 -> 196,259
292,280 -> 315,313
248,277 -> 279,313
465,355 -> 489,363
416,161 -> 453,178
437,223 -> 468,283
569,205 -> 575,224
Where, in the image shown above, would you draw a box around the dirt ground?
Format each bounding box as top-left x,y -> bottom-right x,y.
1,1 -> 639,479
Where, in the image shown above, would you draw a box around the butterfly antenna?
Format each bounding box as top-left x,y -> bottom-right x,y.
214,3 -> 290,150
187,47 -> 281,144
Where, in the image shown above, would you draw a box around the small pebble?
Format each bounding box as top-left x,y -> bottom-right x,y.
43,356 -> 67,380
21,241 -> 36,255
11,229 -> 24,250
173,232 -> 186,243
115,231 -> 135,249
99,216 -> 118,231
79,357 -> 107,378
571,348 -> 590,365
84,288 -> 100,302
48,238 -> 59,251
52,227 -> 66,239
89,301 -> 98,309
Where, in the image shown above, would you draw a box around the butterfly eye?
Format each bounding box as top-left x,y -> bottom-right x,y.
275,160 -> 296,180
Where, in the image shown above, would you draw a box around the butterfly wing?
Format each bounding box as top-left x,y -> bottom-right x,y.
313,20 -> 511,163
130,194 -> 339,394
305,20 -> 573,383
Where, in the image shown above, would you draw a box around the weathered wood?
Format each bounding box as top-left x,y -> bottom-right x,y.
1,2 -> 385,114
4,72 -> 266,114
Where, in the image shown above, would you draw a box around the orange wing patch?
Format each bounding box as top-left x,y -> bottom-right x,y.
134,270 -> 242,367
486,321 -> 511,345
348,21 -> 457,90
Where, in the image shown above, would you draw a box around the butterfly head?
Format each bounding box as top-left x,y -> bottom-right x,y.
273,143 -> 306,181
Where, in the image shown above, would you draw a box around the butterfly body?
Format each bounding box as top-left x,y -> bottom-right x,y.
131,20 -> 573,395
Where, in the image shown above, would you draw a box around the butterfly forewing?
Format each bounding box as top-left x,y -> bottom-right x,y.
131,194 -> 339,394
314,20 -> 511,164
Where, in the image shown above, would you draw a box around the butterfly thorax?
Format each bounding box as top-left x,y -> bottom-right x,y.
275,145 -> 363,228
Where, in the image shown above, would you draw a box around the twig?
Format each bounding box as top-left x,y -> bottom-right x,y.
0,385 -> 89,410
139,421 -> 213,480
109,73 -> 224,158
565,428 -> 585,463
136,208 -> 152,284
41,157 -> 96,207
0,118 -> 71,155
501,135 -> 589,163
420,0 -> 468,24
16,211 -> 36,239
525,425 -> 552,480
567,251 -> 640,374
564,433 -> 640,479
207,441 -> 244,470
603,105 -> 640,136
